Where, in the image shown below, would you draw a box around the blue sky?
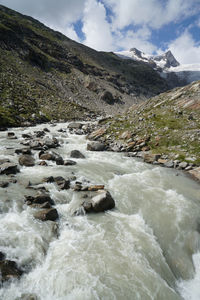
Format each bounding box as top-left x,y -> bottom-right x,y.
1,0 -> 200,64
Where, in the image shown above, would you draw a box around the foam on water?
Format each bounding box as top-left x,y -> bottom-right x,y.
0,122 -> 200,300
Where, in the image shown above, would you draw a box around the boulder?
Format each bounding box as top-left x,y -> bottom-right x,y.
143,153 -> 161,164
178,162 -> 188,169
22,133 -> 32,139
68,123 -> 83,130
87,142 -> 106,151
64,160 -> 77,166
0,260 -> 23,281
15,148 -> 32,155
19,155 -> 35,167
7,132 -> 16,139
54,176 -> 70,190
25,193 -> 54,205
91,191 -> 115,212
164,160 -> 174,168
70,150 -> 85,159
34,208 -> 58,221
0,163 -> 19,175
39,153 -> 55,161
55,156 -> 64,165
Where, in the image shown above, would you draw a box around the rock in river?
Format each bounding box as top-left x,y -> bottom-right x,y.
87,141 -> 106,151
19,155 -> 35,167
0,260 -> 23,282
34,208 -> 59,221
0,163 -> 19,175
70,150 -> 85,159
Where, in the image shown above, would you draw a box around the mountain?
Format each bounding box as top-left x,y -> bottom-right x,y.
115,48 -> 200,87
0,5 -> 170,127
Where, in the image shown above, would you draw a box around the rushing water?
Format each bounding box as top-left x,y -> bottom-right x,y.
0,122 -> 200,300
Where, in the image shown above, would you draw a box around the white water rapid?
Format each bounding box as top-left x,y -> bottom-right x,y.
0,122 -> 200,300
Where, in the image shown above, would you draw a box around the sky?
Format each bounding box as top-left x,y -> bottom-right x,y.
1,0 -> 200,64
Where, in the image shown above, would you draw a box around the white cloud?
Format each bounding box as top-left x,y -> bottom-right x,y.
103,0 -> 200,30
0,0 -> 85,41
168,31 -> 200,64
82,0 -> 113,51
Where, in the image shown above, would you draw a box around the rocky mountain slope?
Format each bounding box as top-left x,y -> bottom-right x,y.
0,5 -> 170,127
116,48 -> 200,87
89,80 -> 200,171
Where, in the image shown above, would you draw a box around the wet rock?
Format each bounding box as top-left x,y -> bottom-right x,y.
64,160 -> 77,166
68,123 -> 83,130
0,252 -> 5,261
88,185 -> 104,191
43,128 -> 50,133
15,148 -> 32,155
39,153 -> 55,161
70,150 -> 85,159
19,155 -> 35,167
0,181 -> 9,188
0,260 -> 23,281
0,163 -> 19,175
7,132 -> 17,139
43,176 -> 55,183
34,208 -> 58,221
91,191 -> 115,212
22,133 -> 32,139
25,193 -> 54,205
87,142 -> 106,151
82,201 -> 93,213
55,156 -> 64,165
54,176 -> 70,190
15,293 -> 39,300
143,153 -> 161,164
34,130 -> 46,138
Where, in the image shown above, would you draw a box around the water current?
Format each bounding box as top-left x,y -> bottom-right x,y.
0,122 -> 200,300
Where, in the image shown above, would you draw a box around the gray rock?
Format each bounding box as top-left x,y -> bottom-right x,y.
91,191 -> 115,212
178,162 -> 188,169
0,163 -> 19,175
70,150 -> 85,159
34,208 -> 58,221
87,141 -> 106,151
143,153 -> 161,163
68,123 -> 83,130
25,193 -> 54,205
19,155 -> 35,167
164,160 -> 174,168
64,160 -> 77,166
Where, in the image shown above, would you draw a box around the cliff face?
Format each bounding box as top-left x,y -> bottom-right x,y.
0,5 -> 169,127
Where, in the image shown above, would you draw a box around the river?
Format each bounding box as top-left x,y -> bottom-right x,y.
0,122 -> 200,300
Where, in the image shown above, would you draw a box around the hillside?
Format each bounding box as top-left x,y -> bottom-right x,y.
92,81 -> 200,168
0,5 -> 169,127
